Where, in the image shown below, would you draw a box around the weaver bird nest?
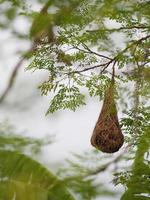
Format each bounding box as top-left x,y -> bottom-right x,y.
91,83 -> 124,153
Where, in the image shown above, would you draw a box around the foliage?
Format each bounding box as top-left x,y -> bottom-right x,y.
58,150 -> 118,200
58,106 -> 150,200
0,150 -> 75,200
115,108 -> 150,199
121,129 -> 150,200
0,0 -> 150,199
0,122 -> 75,200
0,121 -> 53,155
26,0 -> 150,114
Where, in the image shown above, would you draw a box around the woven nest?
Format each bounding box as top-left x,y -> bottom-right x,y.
91,84 -> 124,153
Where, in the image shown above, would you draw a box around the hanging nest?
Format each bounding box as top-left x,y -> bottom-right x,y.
91,83 -> 124,153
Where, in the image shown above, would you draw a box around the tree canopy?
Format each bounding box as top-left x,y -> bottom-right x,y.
0,0 -> 150,199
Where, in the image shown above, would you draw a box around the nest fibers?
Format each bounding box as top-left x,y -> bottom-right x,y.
91,83 -> 124,153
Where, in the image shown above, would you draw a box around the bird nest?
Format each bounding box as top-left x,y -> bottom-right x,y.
91,83 -> 124,153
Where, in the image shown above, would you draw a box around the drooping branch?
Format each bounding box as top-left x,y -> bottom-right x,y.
0,1 -> 53,104
0,44 -> 35,104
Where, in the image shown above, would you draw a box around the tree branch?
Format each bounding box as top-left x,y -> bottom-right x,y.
0,45 -> 35,104
66,35 -> 150,76
86,25 -> 150,33
73,45 -> 112,60
0,0 -> 53,104
63,145 -> 130,185
79,42 -> 112,60
87,145 -> 131,177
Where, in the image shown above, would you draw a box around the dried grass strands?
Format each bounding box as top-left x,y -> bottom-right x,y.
91,83 -> 124,153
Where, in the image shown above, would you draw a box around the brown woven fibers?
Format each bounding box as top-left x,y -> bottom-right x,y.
91,84 -> 124,153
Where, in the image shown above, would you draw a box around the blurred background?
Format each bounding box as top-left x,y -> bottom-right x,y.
1,1 -> 149,200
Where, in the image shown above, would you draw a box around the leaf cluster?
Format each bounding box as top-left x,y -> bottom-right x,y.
0,121 -> 75,200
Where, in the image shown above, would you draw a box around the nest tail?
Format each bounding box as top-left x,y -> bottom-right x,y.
91,83 -> 124,153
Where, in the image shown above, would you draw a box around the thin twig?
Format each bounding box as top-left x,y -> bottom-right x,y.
86,25 -> 150,33
63,145 -> 131,184
89,154 -> 122,175
87,144 -> 131,177
67,35 -> 150,76
115,34 -> 150,60
80,42 -> 112,60
0,44 -> 36,103
69,60 -> 113,74
73,45 -> 112,60
0,0 -> 53,103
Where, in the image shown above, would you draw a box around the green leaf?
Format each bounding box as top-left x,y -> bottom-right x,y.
121,128 -> 150,200
46,85 -> 85,114
0,150 -> 75,200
